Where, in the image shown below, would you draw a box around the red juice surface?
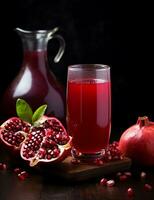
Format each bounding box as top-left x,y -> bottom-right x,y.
67,79 -> 111,154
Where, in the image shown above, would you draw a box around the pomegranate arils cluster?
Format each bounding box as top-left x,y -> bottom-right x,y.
0,117 -> 30,149
43,119 -> 69,145
4,119 -> 25,131
39,141 -> 60,160
22,122 -> 64,160
95,141 -> 123,165
22,127 -> 46,159
20,116 -> 71,166
102,142 -> 123,162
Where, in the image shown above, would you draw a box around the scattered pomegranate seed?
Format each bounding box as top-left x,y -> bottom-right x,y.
94,159 -> 104,166
0,163 -> 3,170
20,171 -> 29,178
119,175 -> 128,181
127,187 -> 134,197
124,172 -> 132,177
100,178 -> 107,186
0,163 -> 7,170
141,172 -> 146,179
120,156 -> 124,160
144,184 -> 152,191
14,168 -> 22,174
106,180 -> 115,187
2,164 -> 7,170
71,158 -> 81,164
18,174 -> 26,181
116,172 -> 122,177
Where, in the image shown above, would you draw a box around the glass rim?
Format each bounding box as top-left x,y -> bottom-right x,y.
68,64 -> 110,71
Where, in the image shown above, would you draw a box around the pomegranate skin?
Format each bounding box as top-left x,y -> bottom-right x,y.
119,116 -> 154,166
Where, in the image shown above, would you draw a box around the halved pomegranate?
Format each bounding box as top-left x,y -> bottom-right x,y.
0,117 -> 30,151
20,116 -> 72,167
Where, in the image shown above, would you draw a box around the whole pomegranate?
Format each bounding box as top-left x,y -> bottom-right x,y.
119,116 -> 154,166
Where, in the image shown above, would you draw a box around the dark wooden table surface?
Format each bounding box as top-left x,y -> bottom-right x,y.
0,152 -> 154,200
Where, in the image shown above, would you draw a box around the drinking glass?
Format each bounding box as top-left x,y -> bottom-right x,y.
67,64 -> 111,160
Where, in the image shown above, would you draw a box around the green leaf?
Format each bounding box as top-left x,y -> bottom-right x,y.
16,98 -> 33,123
32,104 -> 47,124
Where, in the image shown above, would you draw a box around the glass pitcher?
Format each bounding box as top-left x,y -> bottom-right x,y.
1,27 -> 66,125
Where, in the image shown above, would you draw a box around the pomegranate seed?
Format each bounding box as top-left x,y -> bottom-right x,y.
0,163 -> 7,170
56,134 -> 62,140
106,180 -> 115,187
3,164 -> 7,170
94,159 -> 104,165
127,187 -> 134,197
39,148 -> 46,156
119,175 -> 128,181
46,129 -> 53,136
71,158 -> 81,164
107,155 -> 112,160
14,168 -> 21,174
113,141 -> 119,146
144,184 -> 152,191
20,171 -> 29,178
47,155 -> 52,160
141,172 -> 146,179
120,156 -> 124,160
124,172 -> 132,177
8,138 -> 12,143
18,174 -> 26,181
4,137 -> 8,141
100,178 -> 107,186
53,148 -> 60,157
113,156 -> 119,160
116,172 -> 122,177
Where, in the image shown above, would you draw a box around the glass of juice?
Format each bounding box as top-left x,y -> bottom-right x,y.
67,64 -> 111,160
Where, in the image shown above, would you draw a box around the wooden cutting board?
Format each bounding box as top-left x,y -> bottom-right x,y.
42,157 -> 132,181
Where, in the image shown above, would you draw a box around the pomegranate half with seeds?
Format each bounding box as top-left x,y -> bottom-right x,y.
20,116 -> 72,167
0,117 -> 30,151
0,99 -> 72,166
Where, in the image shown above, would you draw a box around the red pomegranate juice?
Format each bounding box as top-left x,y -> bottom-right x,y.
67,79 -> 111,154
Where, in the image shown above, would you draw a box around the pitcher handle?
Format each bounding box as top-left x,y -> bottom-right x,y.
48,34 -> 65,63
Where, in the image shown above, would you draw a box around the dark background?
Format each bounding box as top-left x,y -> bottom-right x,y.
0,0 -> 154,139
